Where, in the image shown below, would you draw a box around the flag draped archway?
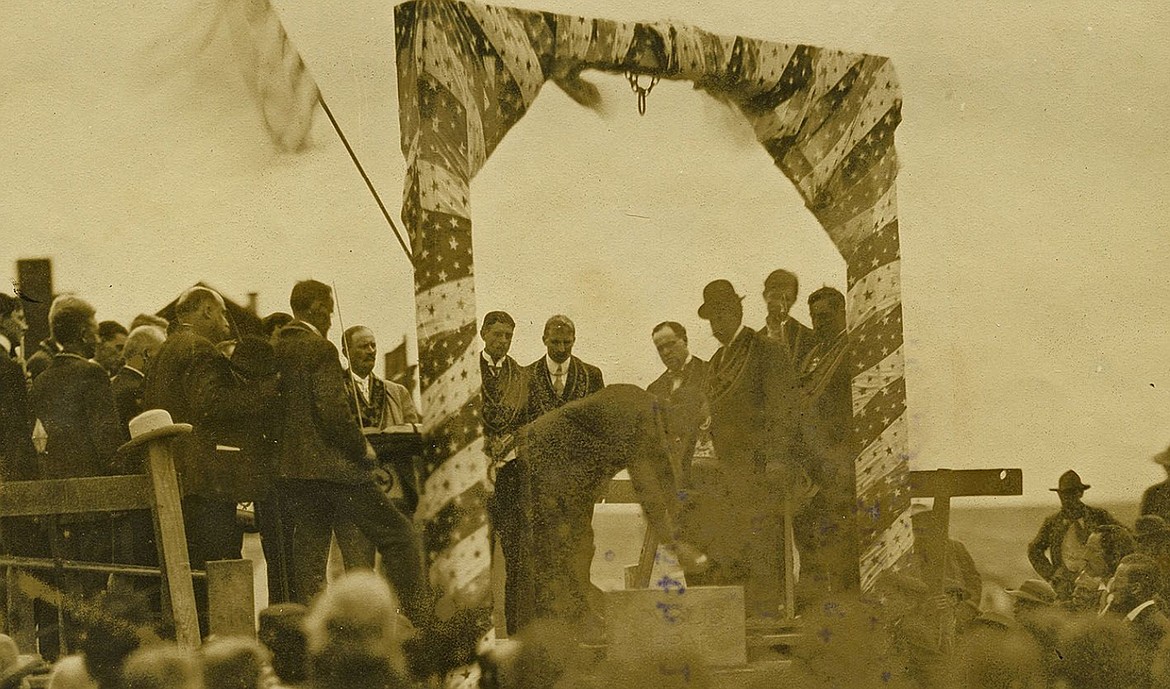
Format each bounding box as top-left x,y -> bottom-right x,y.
394,0 -> 912,611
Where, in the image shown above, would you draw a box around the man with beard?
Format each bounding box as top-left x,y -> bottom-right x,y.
645,321 -> 708,488
478,311 -> 535,636
694,279 -> 801,620
525,315 -> 603,421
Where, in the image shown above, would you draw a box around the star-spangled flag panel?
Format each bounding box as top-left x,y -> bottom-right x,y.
395,2 -> 911,620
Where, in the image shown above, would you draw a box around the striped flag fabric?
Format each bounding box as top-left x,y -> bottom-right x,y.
394,0 -> 912,638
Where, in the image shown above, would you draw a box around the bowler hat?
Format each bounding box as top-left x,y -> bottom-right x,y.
1005,579 -> 1057,606
1154,445 -> 1170,466
1049,469 -> 1090,493
697,280 -> 744,319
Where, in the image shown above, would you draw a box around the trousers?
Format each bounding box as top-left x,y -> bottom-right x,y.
276,478 -> 432,625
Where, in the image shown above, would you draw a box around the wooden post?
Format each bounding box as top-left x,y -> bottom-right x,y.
782,495 -> 796,621
207,560 -> 255,637
144,439 -> 200,647
5,568 -> 36,652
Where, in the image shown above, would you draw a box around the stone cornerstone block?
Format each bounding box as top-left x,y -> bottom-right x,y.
605,585 -> 747,667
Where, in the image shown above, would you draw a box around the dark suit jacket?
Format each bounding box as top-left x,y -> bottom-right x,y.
24,339 -> 58,382
704,327 -> 799,475
0,348 -> 37,482
759,316 -> 814,369
480,354 -> 528,460
28,354 -> 127,480
1027,505 -> 1119,587
524,355 -> 604,423
273,321 -> 368,484
646,356 -> 709,485
142,325 -> 275,497
1141,481 -> 1170,525
110,366 -> 146,430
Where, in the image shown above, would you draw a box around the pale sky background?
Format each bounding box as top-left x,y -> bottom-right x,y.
2,1 -> 1168,504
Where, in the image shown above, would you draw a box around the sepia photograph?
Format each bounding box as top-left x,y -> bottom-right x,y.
1,0 -> 1168,687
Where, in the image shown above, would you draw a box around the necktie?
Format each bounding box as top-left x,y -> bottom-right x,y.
553,368 -> 565,396
670,372 -> 683,393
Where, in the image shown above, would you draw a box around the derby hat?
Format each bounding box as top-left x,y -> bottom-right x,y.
697,279 -> 744,319
1049,469 -> 1090,493
1005,579 -> 1057,606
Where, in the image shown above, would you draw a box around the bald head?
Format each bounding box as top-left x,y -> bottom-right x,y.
175,287 -> 229,343
123,325 -> 166,374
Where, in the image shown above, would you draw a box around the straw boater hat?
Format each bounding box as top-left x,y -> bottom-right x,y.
1005,579 -> 1057,606
1049,470 -> 1091,493
697,280 -> 744,319
118,409 -> 192,454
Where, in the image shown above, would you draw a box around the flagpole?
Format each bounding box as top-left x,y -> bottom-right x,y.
316,94 -> 417,271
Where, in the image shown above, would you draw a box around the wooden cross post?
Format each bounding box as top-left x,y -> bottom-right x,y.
909,468 -> 1023,652
0,424 -> 212,648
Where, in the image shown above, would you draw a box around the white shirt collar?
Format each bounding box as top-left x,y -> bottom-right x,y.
351,370 -> 372,400
1127,599 -> 1158,621
482,351 -> 506,368
0,334 -> 11,354
296,320 -> 322,337
545,354 -> 568,375
728,324 -> 747,345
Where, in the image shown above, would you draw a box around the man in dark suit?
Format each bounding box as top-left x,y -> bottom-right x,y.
1140,446 -> 1170,526
0,294 -> 41,575
272,280 -> 431,625
646,321 -> 708,488
760,269 -> 814,368
478,311 -> 533,635
110,325 -> 166,430
27,296 -> 126,633
1106,553 -> 1170,653
795,287 -> 859,594
1027,470 -> 1119,599
142,287 -> 275,581
695,279 -> 801,620
525,315 -> 603,422
109,324 -> 167,573
95,320 -> 128,379
0,294 -> 36,485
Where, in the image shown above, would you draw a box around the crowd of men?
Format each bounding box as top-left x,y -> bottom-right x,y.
0,266 -> 854,657
0,282 -> 446,664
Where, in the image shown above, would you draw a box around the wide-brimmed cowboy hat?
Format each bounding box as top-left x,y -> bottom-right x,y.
1049,469 -> 1090,493
1154,445 -> 1170,467
697,280 -> 744,319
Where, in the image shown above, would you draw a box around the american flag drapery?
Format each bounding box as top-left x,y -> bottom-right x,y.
395,0 -> 911,615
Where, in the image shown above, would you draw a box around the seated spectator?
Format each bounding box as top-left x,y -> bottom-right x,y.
1105,553 -> 1170,653
201,638 -> 268,689
1134,514 -> 1170,600
47,654 -> 97,689
0,634 -> 50,689
948,627 -> 1046,689
1072,524 -> 1138,614
258,604 -> 309,689
119,646 -> 203,689
1005,579 -> 1057,620
1054,615 -> 1146,689
302,571 -> 411,689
